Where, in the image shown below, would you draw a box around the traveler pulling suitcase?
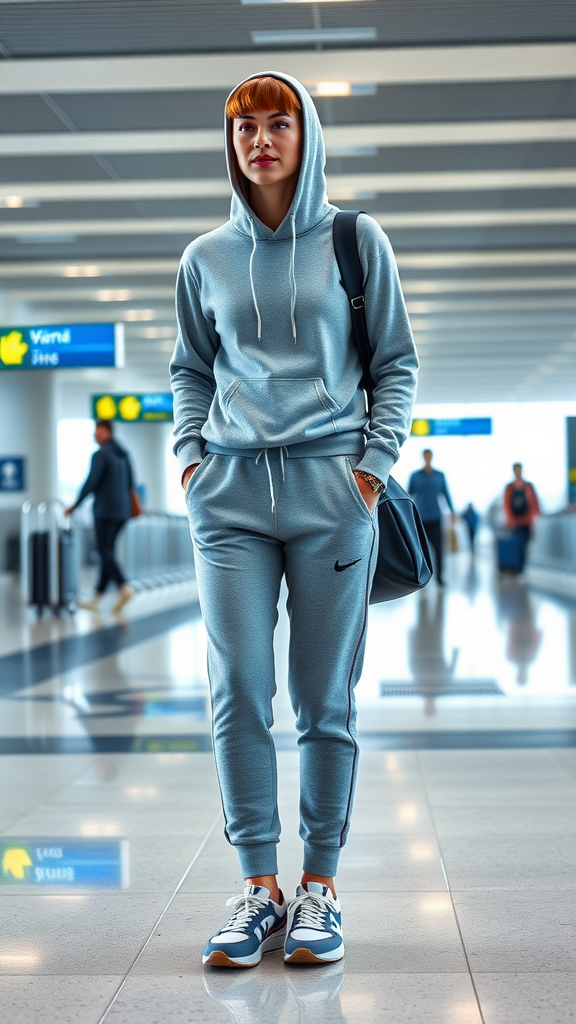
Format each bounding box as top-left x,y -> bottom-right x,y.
497,531 -> 523,573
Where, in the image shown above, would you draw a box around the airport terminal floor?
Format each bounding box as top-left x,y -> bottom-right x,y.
1,548 -> 575,1024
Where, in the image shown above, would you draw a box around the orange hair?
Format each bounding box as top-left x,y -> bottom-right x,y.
226,76 -> 302,120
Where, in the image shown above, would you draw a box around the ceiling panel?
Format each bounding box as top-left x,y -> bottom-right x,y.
0,1 -> 575,59
0,3 -> 575,402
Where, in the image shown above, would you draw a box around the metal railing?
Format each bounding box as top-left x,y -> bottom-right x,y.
116,513 -> 195,588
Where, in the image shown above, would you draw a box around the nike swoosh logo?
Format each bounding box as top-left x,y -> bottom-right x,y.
334,558 -> 362,572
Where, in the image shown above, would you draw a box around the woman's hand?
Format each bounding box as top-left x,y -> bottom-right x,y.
353,471 -> 380,513
182,463 -> 201,490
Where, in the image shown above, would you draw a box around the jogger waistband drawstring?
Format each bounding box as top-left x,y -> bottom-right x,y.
255,446 -> 288,514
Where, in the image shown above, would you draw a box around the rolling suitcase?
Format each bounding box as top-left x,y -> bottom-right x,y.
29,530 -> 50,613
497,532 -> 522,573
58,526 -> 79,611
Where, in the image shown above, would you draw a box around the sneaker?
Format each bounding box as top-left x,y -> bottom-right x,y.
202,885 -> 287,968
284,882 -> 344,964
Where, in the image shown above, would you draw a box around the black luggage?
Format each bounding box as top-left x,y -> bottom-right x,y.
58,527 -> 79,611
30,530 -> 50,613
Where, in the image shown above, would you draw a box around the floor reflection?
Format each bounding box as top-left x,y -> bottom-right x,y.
203,960 -> 346,1024
496,580 -> 542,685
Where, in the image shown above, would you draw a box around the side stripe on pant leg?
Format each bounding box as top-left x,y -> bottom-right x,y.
339,524 -> 376,846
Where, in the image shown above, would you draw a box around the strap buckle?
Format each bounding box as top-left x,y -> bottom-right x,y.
351,295 -> 365,310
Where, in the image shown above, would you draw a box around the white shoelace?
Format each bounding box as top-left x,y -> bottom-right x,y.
220,892 -> 270,934
290,891 -> 331,930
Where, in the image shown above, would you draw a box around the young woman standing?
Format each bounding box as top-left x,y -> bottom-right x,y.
170,72 -> 418,967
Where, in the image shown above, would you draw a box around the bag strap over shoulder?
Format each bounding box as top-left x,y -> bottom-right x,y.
332,210 -> 374,406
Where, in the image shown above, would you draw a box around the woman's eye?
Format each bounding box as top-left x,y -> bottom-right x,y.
273,121 -> 289,130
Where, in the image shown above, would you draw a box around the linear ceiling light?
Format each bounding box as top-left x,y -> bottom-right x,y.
251,27 -> 376,45
243,1 -> 370,4
64,265 -> 101,277
308,82 -> 376,97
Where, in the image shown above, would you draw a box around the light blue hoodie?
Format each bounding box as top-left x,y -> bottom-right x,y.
170,71 -> 418,486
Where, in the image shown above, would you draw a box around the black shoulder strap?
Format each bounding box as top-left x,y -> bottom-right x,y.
332,210 -> 374,407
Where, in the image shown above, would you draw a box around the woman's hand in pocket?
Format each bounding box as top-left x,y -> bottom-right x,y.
353,471 -> 380,513
182,463 -> 200,490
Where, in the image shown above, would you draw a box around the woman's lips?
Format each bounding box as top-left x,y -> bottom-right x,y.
253,156 -> 276,166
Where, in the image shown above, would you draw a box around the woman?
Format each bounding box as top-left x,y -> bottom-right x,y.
170,72 -> 417,967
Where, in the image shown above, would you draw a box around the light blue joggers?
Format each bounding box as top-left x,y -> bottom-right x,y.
186,444 -> 378,879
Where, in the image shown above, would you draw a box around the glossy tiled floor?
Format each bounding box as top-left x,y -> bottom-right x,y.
1,550 -> 575,1023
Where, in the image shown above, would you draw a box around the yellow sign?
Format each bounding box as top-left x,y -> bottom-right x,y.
569,468 -> 576,484
0,330 -> 29,367
2,847 -> 32,880
411,418 -> 432,437
118,395 -> 142,421
95,395 -> 118,420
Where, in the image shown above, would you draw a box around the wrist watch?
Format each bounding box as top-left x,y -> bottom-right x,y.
354,469 -> 385,494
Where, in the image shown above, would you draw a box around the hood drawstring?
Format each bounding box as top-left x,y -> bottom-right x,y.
289,215 -> 297,345
249,218 -> 262,344
255,446 -> 288,514
248,215 -> 297,347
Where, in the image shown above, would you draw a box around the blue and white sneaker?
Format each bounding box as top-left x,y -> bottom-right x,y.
284,882 -> 344,964
202,885 -> 287,968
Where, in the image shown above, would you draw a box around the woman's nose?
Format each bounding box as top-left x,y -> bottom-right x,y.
254,126 -> 271,148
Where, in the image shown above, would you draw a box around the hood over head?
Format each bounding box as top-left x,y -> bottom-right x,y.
225,71 -> 332,240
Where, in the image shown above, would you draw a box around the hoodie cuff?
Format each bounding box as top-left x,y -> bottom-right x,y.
177,440 -> 205,479
355,445 -> 397,489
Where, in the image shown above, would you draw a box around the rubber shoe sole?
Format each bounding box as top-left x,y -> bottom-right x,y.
203,930 -> 285,968
284,943 -> 344,964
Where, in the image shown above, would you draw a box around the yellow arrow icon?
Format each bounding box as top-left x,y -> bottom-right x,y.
0,331 -> 29,366
2,847 -> 32,880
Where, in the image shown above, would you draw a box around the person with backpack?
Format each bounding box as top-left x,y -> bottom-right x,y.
503,462 -> 541,573
170,72 -> 418,967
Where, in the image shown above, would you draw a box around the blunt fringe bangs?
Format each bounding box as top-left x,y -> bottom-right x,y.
226,76 -> 302,120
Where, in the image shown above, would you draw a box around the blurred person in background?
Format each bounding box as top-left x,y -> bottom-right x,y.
503,462 -> 540,574
461,502 -> 480,552
408,449 -> 455,587
65,419 -> 135,613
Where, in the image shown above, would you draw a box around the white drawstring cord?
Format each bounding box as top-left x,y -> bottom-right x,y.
256,449 -> 276,513
255,446 -> 289,513
249,218 -> 263,344
289,215 -> 297,345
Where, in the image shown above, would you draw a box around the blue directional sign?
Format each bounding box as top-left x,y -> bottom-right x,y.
0,457 -> 25,492
0,323 -> 124,370
0,838 -> 129,888
412,417 -> 492,437
92,392 -> 173,422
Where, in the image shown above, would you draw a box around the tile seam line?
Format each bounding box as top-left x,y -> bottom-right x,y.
96,813 -> 220,1023
550,747 -> 576,781
416,751 -> 487,1024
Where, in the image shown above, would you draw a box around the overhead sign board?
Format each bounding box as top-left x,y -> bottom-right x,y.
0,457 -> 25,492
0,323 -> 124,370
411,417 -> 492,437
0,838 -> 129,888
92,393 -> 173,422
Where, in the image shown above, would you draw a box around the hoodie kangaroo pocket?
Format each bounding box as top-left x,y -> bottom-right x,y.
220,377 -> 341,443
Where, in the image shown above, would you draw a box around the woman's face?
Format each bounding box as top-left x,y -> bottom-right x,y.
232,108 -> 302,189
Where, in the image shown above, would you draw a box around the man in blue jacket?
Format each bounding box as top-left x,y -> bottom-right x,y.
65,419 -> 135,612
408,449 -> 455,587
